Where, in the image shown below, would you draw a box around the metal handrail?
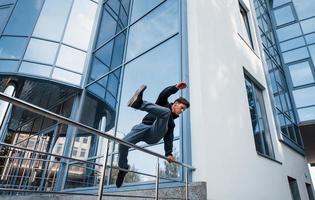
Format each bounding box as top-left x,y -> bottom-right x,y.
0,92 -> 194,200
0,92 -> 195,170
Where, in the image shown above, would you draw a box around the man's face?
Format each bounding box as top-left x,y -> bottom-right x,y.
171,102 -> 187,116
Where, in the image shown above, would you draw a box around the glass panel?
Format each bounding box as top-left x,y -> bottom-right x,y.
288,61 -> 314,87
126,0 -> 179,60
0,36 -> 28,59
308,44 -> 315,62
118,36 -> 180,137
298,106 -> 315,121
280,37 -> 305,52
273,5 -> 295,26
87,81 -> 106,100
0,4 -> 11,32
4,0 -> 43,35
305,33 -> 315,44
292,0 -> 315,20
239,3 -> 254,48
56,45 -> 86,73
282,47 -> 309,63
52,67 -> 82,85
63,0 -> 97,50
18,61 -> 52,77
300,18 -> 315,35
88,57 -> 110,83
130,0 -> 163,23
33,0 -> 72,41
0,60 -> 18,72
95,8 -> 118,48
276,23 -> 302,42
24,38 -> 58,64
293,86 -> 315,108
272,0 -> 291,8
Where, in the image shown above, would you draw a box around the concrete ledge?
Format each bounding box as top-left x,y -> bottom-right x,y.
1,182 -> 207,200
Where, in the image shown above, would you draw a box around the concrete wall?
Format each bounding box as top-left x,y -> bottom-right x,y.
186,0 -> 313,199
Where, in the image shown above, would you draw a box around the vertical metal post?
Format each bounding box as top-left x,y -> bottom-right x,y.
185,167 -> 189,200
97,117 -> 109,200
155,158 -> 160,200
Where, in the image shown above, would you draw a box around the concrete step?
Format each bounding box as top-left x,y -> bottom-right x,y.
2,182 -> 207,200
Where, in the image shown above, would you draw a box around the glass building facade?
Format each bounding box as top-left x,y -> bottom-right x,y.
272,0 -> 315,123
0,0 -> 188,191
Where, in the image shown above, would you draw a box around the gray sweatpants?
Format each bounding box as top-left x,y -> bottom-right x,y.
118,101 -> 171,169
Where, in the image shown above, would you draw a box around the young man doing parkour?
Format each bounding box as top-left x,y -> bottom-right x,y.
116,82 -> 189,188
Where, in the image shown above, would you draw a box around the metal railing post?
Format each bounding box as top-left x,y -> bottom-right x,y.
97,117 -> 109,200
185,167 -> 189,200
155,158 -> 160,200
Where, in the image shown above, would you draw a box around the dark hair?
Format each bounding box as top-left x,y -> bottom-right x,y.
174,97 -> 190,108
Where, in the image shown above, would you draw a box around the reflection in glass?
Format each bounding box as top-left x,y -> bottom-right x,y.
308,44 -> 315,62
0,60 -> 18,72
118,36 -> 180,136
288,61 -> 314,87
293,86 -> 315,108
282,47 -> 309,63
126,0 -> 179,60
33,0 -> 72,41
63,0 -> 97,50
301,18 -> 315,35
280,37 -> 305,52
305,33 -> 315,44
88,58 -> 110,83
0,36 -> 28,59
276,23 -> 302,42
130,0 -> 163,23
56,45 -> 86,73
24,39 -> 58,64
19,61 -> 52,77
292,0 -> 315,20
52,67 -> 81,85
272,0 -> 291,8
273,5 -> 295,26
95,9 -> 118,48
298,106 -> 315,121
4,0 -> 43,35
0,4 -> 11,32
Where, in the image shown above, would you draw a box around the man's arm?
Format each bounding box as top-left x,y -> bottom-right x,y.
164,130 -> 174,161
156,82 -> 187,105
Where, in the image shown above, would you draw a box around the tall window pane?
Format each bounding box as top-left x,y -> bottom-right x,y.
0,36 -> 28,59
63,0 -> 97,50
0,4 -> 12,32
288,177 -> 301,200
245,76 -> 274,157
126,0 -> 179,60
33,0 -> 72,41
239,3 -> 254,48
4,0 -> 43,35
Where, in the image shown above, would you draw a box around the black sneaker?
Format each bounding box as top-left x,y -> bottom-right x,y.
127,85 -> 147,109
116,166 -> 129,188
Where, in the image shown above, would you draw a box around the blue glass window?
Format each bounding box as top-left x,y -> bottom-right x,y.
276,23 -> 302,42
95,9 -> 118,48
0,4 -> 12,32
0,60 -> 18,72
305,33 -> 315,45
24,39 -> 58,64
273,5 -> 295,26
292,0 -> 315,20
272,0 -> 291,8
0,36 -> 28,59
245,76 -> 274,157
293,86 -> 315,108
87,82 -> 106,100
107,72 -> 119,97
308,44 -> 315,62
300,18 -> 315,35
130,0 -> 163,23
4,0 -> 43,35
95,31 -> 126,70
18,61 -> 52,77
126,0 -> 179,61
282,47 -> 309,63
280,37 -> 305,52
63,0 -> 97,50
56,45 -> 86,73
89,58 -> 110,84
33,0 -> 72,41
298,106 -> 315,121
52,67 -> 82,85
288,61 -> 314,87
